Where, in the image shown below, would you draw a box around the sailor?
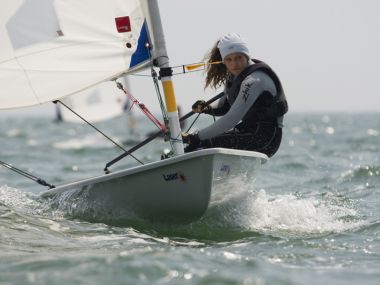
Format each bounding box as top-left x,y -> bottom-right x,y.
182,33 -> 288,157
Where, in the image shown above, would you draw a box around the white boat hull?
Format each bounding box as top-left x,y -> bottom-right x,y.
41,148 -> 267,224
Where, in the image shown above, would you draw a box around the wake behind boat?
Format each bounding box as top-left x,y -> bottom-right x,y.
0,0 -> 268,225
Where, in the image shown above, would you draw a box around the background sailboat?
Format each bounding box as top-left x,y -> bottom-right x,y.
54,76 -> 141,145
55,78 -> 129,124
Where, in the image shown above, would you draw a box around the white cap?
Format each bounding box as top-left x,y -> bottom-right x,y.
217,33 -> 251,60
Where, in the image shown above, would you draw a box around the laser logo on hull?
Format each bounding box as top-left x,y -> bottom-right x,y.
162,172 -> 187,182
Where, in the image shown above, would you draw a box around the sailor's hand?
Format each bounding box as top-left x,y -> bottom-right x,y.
182,132 -> 190,144
192,100 -> 210,113
182,132 -> 200,146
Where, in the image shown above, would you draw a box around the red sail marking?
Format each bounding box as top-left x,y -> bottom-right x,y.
115,16 -> 131,33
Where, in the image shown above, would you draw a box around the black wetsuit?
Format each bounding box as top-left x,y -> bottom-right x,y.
187,60 -> 288,158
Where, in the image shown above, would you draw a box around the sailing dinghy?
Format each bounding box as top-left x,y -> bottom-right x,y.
0,0 -> 268,224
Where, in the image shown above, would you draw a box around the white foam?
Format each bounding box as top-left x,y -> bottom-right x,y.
243,189 -> 365,237
40,218 -> 70,232
6,128 -> 22,137
0,185 -> 39,211
0,185 -> 61,219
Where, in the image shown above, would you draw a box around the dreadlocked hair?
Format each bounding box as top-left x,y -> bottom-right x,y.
204,41 -> 227,89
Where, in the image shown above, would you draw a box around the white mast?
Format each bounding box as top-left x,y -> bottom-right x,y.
144,0 -> 184,155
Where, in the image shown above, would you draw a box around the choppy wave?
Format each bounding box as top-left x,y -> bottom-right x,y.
52,134 -> 121,150
340,165 -> 380,181
1,114 -> 380,284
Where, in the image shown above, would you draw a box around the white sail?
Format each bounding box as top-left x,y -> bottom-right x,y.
0,0 -> 152,109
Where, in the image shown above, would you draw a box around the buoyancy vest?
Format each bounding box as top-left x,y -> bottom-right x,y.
225,59 -> 288,127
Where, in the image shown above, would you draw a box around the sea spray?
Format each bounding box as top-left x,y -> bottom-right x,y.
244,189 -> 365,237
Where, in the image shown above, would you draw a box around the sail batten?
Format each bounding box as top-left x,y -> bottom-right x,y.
0,0 -> 153,109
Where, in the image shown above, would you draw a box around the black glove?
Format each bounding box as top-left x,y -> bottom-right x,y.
183,132 -> 201,152
182,132 -> 201,146
192,100 -> 211,113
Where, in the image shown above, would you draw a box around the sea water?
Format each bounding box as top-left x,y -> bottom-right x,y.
0,113 -> 379,285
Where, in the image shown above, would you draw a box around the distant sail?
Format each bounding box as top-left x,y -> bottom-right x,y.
0,0 -> 153,109
56,79 -> 129,123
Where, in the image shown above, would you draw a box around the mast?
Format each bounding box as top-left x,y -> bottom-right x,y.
145,0 -> 184,155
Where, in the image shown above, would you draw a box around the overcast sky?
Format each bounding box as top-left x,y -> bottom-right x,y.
158,0 -> 380,113
2,0 -> 380,117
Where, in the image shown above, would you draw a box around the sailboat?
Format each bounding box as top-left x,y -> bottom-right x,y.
54,79 -> 129,124
55,75 -> 141,147
0,0 -> 267,224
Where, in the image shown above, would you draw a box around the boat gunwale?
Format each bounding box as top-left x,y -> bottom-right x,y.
41,148 -> 268,197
